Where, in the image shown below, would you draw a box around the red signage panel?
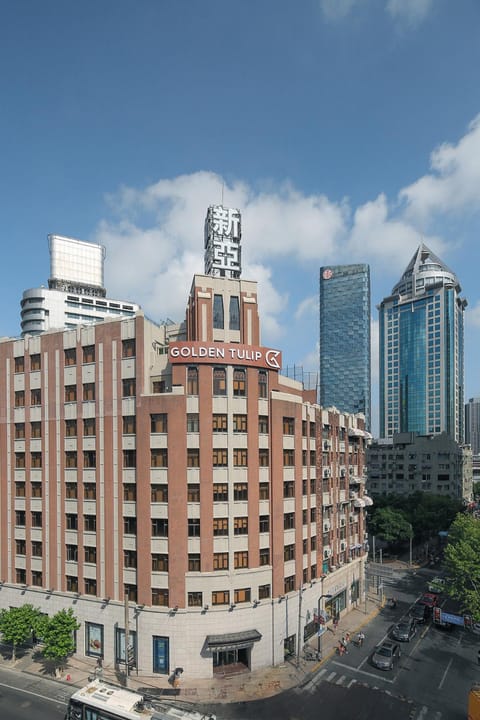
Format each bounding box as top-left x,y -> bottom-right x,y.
169,341 -> 282,371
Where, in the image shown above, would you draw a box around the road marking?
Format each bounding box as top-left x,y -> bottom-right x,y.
326,671 -> 337,682
336,675 -> 346,684
0,680 -> 68,706
438,657 -> 453,690
331,661 -> 395,684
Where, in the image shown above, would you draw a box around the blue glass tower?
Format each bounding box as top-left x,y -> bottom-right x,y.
379,244 -> 467,441
319,264 -> 371,430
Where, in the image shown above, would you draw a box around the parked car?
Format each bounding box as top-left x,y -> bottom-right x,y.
428,577 -> 446,593
409,602 -> 429,624
391,618 -> 417,642
371,641 -> 401,671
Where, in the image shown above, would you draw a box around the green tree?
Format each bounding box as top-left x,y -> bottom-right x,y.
0,604 -> 44,662
473,481 -> 480,499
41,608 -> 80,675
368,506 -> 412,546
444,513 -> 480,620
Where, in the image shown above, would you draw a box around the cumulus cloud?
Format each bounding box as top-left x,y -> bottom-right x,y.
400,114 -> 480,224
319,0 -> 359,21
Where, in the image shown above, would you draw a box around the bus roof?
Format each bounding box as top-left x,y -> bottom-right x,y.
69,680 -> 147,717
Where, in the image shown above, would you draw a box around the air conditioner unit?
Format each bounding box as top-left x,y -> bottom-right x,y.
323,548 -> 331,559
323,522 -> 330,532
323,468 -> 330,478
324,440 -> 331,450
340,468 -> 346,477
340,518 -> 346,527
340,540 -> 347,551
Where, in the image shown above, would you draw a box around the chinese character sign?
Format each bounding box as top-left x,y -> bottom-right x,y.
210,205 -> 241,240
204,205 -> 242,278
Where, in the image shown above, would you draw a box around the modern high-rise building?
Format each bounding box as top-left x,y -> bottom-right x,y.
20,235 -> 140,336
465,398 -> 480,456
319,264 -> 371,431
378,243 -> 467,441
0,207 -> 371,679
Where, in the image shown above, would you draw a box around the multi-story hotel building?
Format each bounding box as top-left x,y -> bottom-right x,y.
378,243 -> 467,442
0,207 -> 371,679
20,235 -> 140,336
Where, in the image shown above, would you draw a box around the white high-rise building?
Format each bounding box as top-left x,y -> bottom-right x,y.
20,235 -> 140,336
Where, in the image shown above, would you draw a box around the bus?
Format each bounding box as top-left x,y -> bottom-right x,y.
66,679 -> 216,720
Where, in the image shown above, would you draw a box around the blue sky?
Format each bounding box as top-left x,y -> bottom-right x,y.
2,0 -> 480,433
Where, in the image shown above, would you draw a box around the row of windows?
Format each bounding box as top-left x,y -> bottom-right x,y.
13,340 -> 136,374
187,366 -> 267,398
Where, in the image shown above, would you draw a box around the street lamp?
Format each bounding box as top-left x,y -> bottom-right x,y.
408,523 -> 413,567
317,594 -> 332,658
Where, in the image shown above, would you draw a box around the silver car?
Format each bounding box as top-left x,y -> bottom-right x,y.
391,618 -> 417,642
371,641 -> 401,670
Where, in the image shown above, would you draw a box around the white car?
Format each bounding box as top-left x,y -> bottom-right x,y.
428,577 -> 446,593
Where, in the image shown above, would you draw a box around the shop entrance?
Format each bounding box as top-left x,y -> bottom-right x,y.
212,646 -> 250,674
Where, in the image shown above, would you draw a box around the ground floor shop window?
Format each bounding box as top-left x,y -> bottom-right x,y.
86,622 -> 103,658
115,628 -> 137,668
213,647 -> 250,673
284,634 -> 296,659
351,579 -> 360,604
153,636 -> 170,674
325,589 -> 346,619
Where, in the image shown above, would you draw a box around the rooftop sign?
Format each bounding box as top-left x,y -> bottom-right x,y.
169,341 -> 282,371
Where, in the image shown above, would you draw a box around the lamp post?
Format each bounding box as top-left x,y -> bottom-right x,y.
408,523 -> 413,567
317,594 -> 332,658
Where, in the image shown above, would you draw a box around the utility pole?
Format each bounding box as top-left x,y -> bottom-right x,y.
124,592 -> 130,687
296,588 -> 303,668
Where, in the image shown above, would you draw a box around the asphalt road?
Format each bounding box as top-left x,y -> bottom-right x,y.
0,666 -> 69,719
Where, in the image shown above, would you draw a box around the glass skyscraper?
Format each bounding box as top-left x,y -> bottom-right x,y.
319,264 -> 371,430
379,244 -> 467,441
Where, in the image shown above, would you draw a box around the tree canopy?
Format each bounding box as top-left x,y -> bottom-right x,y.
0,604 -> 45,661
443,513 -> 480,620
42,608 -> 80,671
367,506 -> 412,545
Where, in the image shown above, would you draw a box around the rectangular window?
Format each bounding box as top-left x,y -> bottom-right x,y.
123,415 -> 136,434
15,453 -> 25,469
151,485 -> 168,502
213,518 -> 228,536
259,449 -> 269,467
284,576 -> 295,594
64,348 -> 76,366
65,419 -> 77,437
234,588 -> 251,604
258,415 -> 269,433
152,554 -> 169,572
82,345 -> 95,364
284,512 -> 295,530
15,482 -> 25,497
15,390 -> 25,407
213,448 -> 228,467
234,551 -> 249,569
213,367 -> 227,395
234,483 -> 248,501
65,385 -> 77,403
16,569 -> 26,584
66,514 -> 78,530
212,591 -> 230,606
151,449 -> 168,467
259,548 -> 270,565
259,515 -> 270,533
65,451 -> 77,468
16,539 -> 26,555
85,578 -> 97,596
187,367 -> 198,395
187,413 -> 199,432
188,592 -> 203,607
30,389 -> 41,406
84,515 -> 97,532
83,450 -> 96,469
233,448 -> 247,466
188,518 -> 200,537
83,483 -> 96,500
213,553 -> 229,570
151,518 -> 169,537
31,452 -> 42,468
259,482 -> 270,500
123,549 -> 137,568
66,576 -> 78,593
30,354 -> 41,371
284,544 -> 295,561
152,589 -> 169,607
213,483 -> 228,501
152,379 -> 166,394
15,423 -> 25,439
122,339 -> 136,358
187,448 -> 200,467
151,413 -> 167,433
85,546 -> 97,563
283,449 -> 294,466
124,517 -> 137,534
283,417 -> 295,435
188,554 -> 201,572
233,414 -> 247,432
14,356 -> 25,373
66,545 -> 78,562
31,571 -> 43,587
83,383 -> 95,401
122,378 -> 136,398
123,449 -> 136,468
31,483 -> 42,498
187,484 -> 200,502
123,484 -> 136,501
234,517 -> 248,535
259,584 -> 271,599
233,368 -> 246,396
83,417 -> 96,436
258,370 -> 268,399
283,481 -> 295,498
124,584 -> 137,603
213,294 -> 224,329
229,296 -> 240,330
212,414 -> 228,432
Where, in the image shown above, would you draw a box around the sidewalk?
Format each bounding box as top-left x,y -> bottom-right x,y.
0,595 -> 385,707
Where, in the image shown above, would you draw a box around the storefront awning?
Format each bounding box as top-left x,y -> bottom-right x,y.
206,629 -> 262,652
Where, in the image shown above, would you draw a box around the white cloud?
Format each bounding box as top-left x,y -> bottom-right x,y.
466,300 -> 480,329
386,0 -> 433,27
400,114 -> 480,224
319,0 -> 359,21
295,295 -> 318,322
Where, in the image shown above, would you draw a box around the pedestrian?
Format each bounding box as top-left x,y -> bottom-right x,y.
345,632 -> 351,644
338,642 -> 345,656
341,636 -> 349,654
356,631 -> 365,647
333,614 -> 339,633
